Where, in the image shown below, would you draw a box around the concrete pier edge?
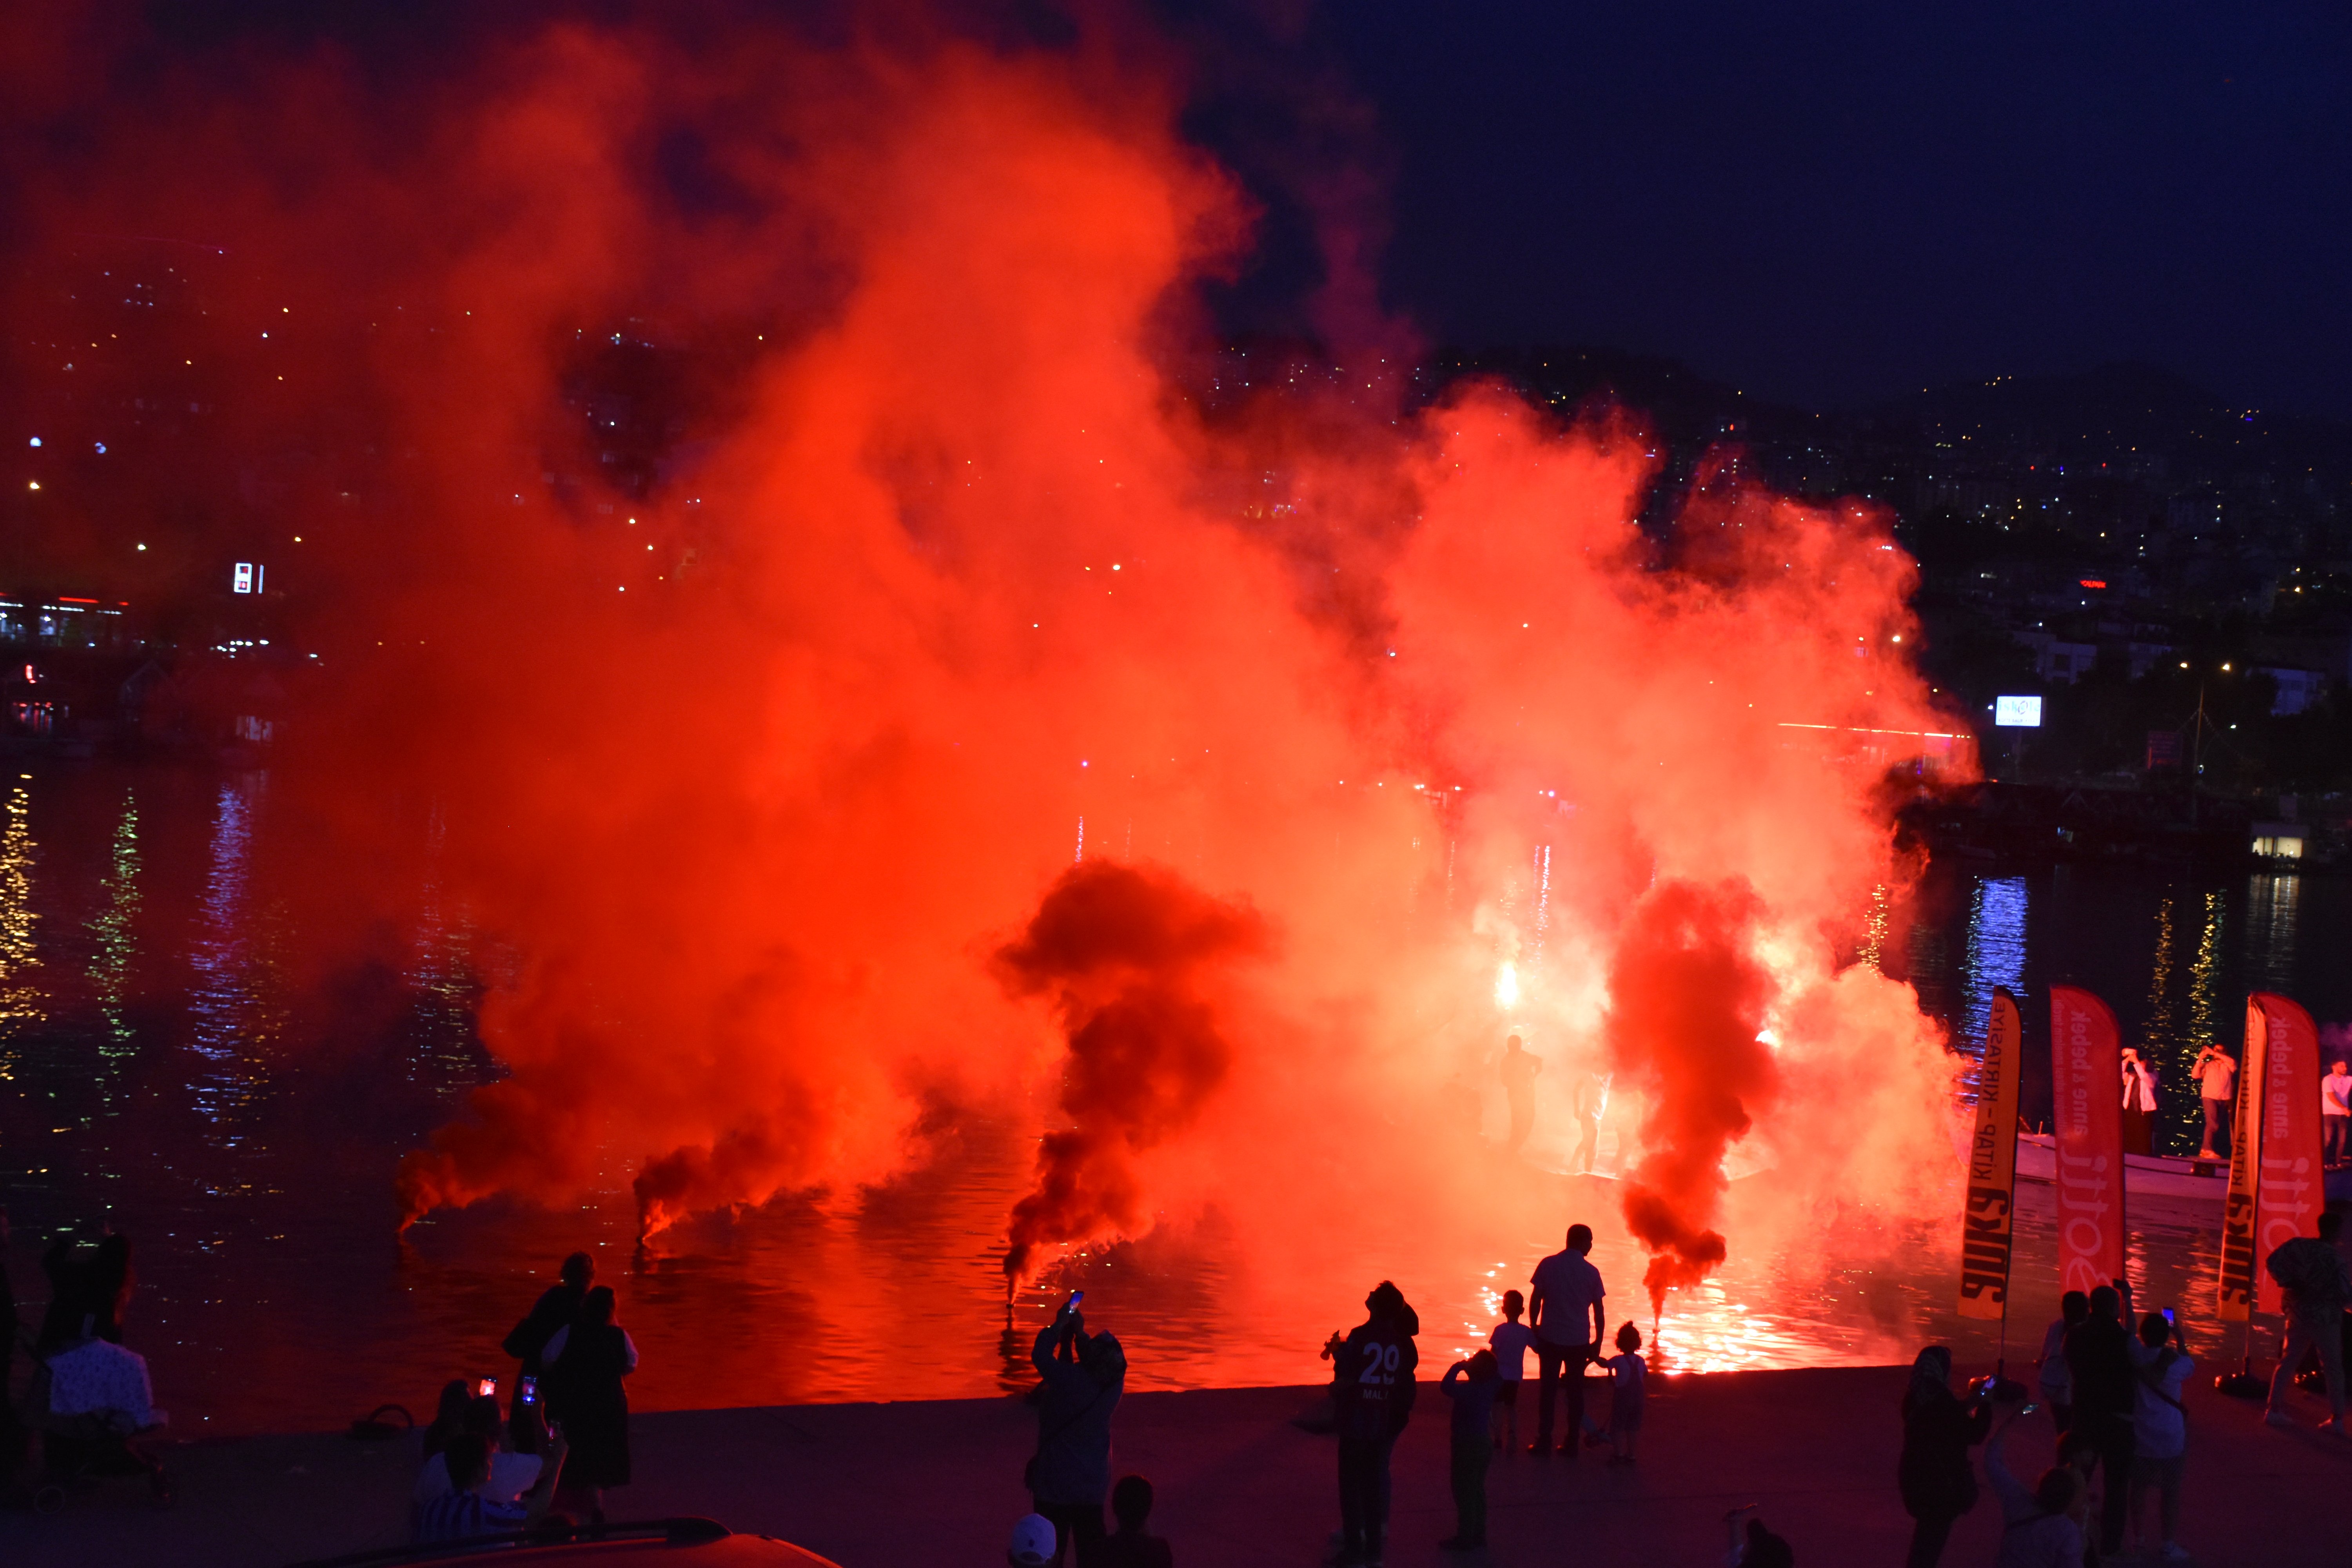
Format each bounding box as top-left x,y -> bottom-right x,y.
1,1361 -> 2344,1567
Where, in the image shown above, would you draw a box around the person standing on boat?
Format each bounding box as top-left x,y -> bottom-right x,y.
2190,1044 -> 2235,1159
2323,1060 -> 2351,1169
1500,1036 -> 1543,1156
2119,1049 -> 2158,1157
1571,1070 -> 1610,1174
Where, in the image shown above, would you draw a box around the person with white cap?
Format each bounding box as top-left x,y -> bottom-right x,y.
1009,1513 -> 1056,1566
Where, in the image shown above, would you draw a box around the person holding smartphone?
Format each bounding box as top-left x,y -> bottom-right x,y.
1028,1292 -> 1125,1566
1330,1280 -> 1418,1568
2126,1307 -> 2193,1561
1983,1400 -> 2088,1566
1895,1345 -> 1991,1568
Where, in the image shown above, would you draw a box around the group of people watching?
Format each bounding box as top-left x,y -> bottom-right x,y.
2176,1041 -> 2352,1167
1902,1206 -> 2352,1567
411,1249 -> 638,1544
1008,1221 -> 1787,1568
1906,1277 -> 2194,1567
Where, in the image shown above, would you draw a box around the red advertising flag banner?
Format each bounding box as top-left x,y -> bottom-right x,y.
2252,993 -> 2325,1315
1957,990 -> 2022,1319
2049,986 -> 2126,1295
2217,999 -> 2269,1321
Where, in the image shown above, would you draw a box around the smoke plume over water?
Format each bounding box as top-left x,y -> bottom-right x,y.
3,6 -> 1971,1336
993,861 -> 1270,1282
1605,880 -> 1776,1316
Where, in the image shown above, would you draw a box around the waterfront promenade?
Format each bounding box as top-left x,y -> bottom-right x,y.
3,1363 -> 2344,1566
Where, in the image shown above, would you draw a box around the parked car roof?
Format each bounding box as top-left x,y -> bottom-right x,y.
286,1517 -> 842,1568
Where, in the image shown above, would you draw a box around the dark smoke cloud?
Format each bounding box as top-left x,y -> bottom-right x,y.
994,860 -> 1271,1281
1604,879 -> 1779,1316
2,2 -> 1974,1345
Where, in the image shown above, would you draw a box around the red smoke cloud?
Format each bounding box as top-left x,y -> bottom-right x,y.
1604,880 -> 1778,1316
993,861 -> 1271,1281
2,7 -> 1974,1334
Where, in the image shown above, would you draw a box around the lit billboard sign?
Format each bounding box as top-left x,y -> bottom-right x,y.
1994,695 -> 2043,728
233,563 -> 265,595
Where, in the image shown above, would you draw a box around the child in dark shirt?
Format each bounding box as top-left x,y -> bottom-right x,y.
1440,1350 -> 1500,1548
1077,1474 -> 1172,1568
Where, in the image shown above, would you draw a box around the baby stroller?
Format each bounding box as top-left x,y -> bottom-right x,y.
26,1334 -> 173,1512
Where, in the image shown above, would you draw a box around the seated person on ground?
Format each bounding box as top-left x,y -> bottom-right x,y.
414,1394 -> 543,1510
45,1334 -> 167,1436
42,1332 -> 169,1489
415,1429 -> 567,1544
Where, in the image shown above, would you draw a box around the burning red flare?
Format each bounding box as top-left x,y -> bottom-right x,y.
1604,880 -> 1779,1317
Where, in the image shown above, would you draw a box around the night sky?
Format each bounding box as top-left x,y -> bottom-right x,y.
1233,1 -> 2352,417
29,1 -> 2352,416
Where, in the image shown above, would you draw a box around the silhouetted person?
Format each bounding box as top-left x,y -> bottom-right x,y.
2127,1309 -> 2192,1559
0,1209 -> 20,1486
2265,1207 -> 2350,1431
543,1285 -> 637,1523
2189,1044 -> 2234,1158
1438,1348 -> 1497,1548
420,1379 -> 473,1461
1078,1474 -> 1172,1568
1724,1507 -> 1796,1568
1526,1223 -> 1604,1455
2326,1060 -> 2352,1168
2063,1280 -> 2139,1555
413,1392 -> 551,1534
1486,1290 -> 1532,1450
1984,1403 -> 2088,1568
415,1428 -> 567,1543
1331,1280 -> 1418,1567
504,1250 -> 593,1453
36,1230 -> 133,1352
1029,1298 -> 1126,1567
1499,1036 -> 1541,1155
1895,1345 -> 1990,1567
2119,1049 -> 2157,1156
1570,1070 -> 1608,1174
1593,1320 -> 1648,1464
2035,1290 -> 2088,1434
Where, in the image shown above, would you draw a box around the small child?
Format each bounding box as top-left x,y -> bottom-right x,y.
1439,1349 -> 1500,1549
1595,1321 -> 1647,1464
1078,1474 -> 1173,1568
1487,1290 -> 1534,1452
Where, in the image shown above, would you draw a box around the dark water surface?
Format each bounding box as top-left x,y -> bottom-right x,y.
0,762 -> 2338,1434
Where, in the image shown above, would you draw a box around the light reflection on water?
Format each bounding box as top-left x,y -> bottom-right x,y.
2,765 -> 2350,1434
1958,875 -> 2027,1053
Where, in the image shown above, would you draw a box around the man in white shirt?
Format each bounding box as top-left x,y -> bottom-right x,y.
2323,1060 -> 2351,1168
2190,1045 -> 2235,1159
1526,1223 -> 1606,1457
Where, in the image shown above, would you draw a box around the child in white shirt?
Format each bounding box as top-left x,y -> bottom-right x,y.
1487,1290 -> 1534,1452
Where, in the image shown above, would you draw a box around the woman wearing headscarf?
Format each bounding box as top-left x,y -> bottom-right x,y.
542,1285 -> 637,1524
1897,1344 -> 1993,1567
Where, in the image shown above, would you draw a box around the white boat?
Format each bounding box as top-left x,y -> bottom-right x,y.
2009,1131 -> 2352,1209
